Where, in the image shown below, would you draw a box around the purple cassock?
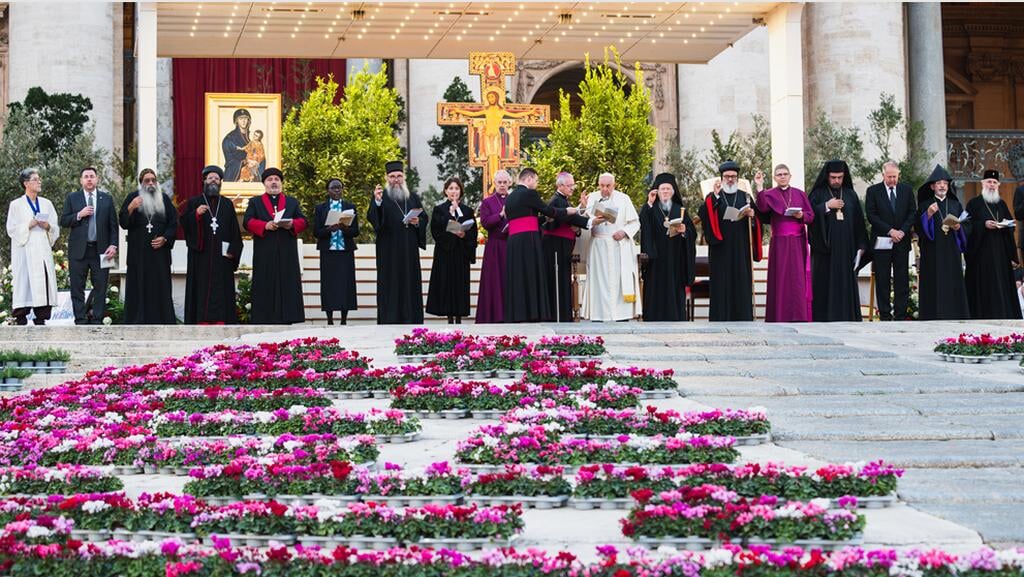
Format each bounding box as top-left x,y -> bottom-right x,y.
475,192 -> 509,323
756,186 -> 815,322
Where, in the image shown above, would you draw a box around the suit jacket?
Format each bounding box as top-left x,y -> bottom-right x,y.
60,189 -> 119,260
865,181 -> 915,249
313,199 -> 360,252
1014,185 -> 1024,252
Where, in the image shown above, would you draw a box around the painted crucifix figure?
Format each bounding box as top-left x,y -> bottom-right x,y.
437,52 -> 550,196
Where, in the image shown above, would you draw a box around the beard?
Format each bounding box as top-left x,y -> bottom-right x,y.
204,183 -> 221,197
982,188 -> 1000,204
723,183 -> 739,194
660,200 -> 673,211
141,184 -> 165,218
388,183 -> 409,203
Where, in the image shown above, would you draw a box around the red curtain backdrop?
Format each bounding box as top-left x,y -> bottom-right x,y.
171,58 -> 347,213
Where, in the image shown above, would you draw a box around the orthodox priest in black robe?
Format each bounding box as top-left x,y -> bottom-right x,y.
504,168 -> 572,323
641,173 -> 696,321
916,164 -> 970,320
243,168 -> 307,325
119,169 -> 177,324
367,161 -> 428,324
698,160 -> 763,321
542,172 -> 591,322
182,165 -> 244,324
807,160 -> 867,322
426,177 -> 478,323
965,169 -> 1021,319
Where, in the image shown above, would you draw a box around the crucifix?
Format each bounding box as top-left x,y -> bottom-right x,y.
210,218 -> 219,235
146,222 -> 154,234
437,52 -> 551,196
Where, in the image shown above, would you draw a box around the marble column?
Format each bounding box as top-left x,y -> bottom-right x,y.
9,2 -> 116,153
767,4 -> 806,190
907,3 -> 948,166
136,3 -> 158,172
802,2 -> 908,184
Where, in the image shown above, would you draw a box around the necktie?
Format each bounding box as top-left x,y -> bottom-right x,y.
87,192 -> 97,242
889,187 -> 897,211
329,199 -> 344,251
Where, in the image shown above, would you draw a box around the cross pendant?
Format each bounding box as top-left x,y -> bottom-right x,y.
211,219 -> 219,235
146,222 -> 154,234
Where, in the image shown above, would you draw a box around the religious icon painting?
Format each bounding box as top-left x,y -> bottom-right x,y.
204,92 -> 282,202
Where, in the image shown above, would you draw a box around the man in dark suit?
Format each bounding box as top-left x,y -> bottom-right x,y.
865,161 -> 916,320
60,167 -> 119,324
1014,181 -> 1024,266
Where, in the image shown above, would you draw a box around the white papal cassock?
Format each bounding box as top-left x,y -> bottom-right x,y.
579,189 -> 640,321
6,195 -> 60,309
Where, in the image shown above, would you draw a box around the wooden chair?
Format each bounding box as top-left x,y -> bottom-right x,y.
688,256 -> 711,321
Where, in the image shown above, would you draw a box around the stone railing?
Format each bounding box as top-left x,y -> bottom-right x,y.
946,130 -> 1024,182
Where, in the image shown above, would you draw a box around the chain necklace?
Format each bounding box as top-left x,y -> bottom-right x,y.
981,196 -> 1001,222
656,202 -> 672,227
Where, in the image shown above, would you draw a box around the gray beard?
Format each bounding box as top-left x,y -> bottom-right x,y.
660,201 -> 672,212
982,189 -> 1000,204
723,183 -> 739,194
388,183 -> 409,204
141,186 -> 165,218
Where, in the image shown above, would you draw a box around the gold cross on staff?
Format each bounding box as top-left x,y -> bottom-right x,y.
437,52 -> 550,197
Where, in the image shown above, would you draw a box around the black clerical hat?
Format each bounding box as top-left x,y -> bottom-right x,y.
262,167 -> 283,183
202,165 -> 224,180
983,169 -> 1000,181
651,172 -> 683,206
810,159 -> 853,194
917,164 -> 958,202
718,160 -> 740,175
385,160 -> 404,174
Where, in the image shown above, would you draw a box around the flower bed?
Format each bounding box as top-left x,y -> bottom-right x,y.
465,464 -> 572,508
455,424 -> 738,467
0,465 -> 123,495
934,333 -> 1024,362
137,433 -> 377,473
533,335 -> 606,357
502,406 -> 770,440
621,485 -> 865,547
152,407 -> 420,439
155,387 -> 332,413
523,360 -> 677,391
390,379 -> 642,415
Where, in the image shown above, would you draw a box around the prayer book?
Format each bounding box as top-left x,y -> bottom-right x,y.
874,237 -> 894,251
594,203 -> 619,224
723,206 -> 743,222
783,207 -> 802,217
100,253 -> 116,270
997,219 -> 1016,228
221,241 -> 231,257
325,209 -> 355,227
446,219 -> 475,234
942,214 -> 961,228
402,208 -> 423,225
666,217 -> 686,238
35,213 -> 49,222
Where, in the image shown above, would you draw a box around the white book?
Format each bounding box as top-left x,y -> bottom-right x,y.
874,237 -> 894,251
446,219 -> 475,233
666,217 -> 686,238
723,206 -> 743,222
997,219 -> 1016,229
325,209 -> 355,227
402,208 -> 423,224
100,253 -> 116,270
783,207 -> 802,217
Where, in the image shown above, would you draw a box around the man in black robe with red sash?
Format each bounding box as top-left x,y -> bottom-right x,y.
182,165 -> 244,324
698,160 -> 763,321
807,160 -> 868,322
542,171 -> 592,322
243,167 -> 307,324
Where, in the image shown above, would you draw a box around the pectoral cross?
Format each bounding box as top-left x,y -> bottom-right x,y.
146,222 -> 154,234
210,218 -> 219,235
437,52 -> 550,197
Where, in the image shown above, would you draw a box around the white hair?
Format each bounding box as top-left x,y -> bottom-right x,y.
555,172 -> 574,187
493,170 -> 512,182
882,160 -> 900,173
388,182 -> 409,203
598,172 -> 615,183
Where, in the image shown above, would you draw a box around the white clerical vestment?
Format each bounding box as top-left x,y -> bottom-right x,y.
6,195 -> 60,309
581,190 -> 640,321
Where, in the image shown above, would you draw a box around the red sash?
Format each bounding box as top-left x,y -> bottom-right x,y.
509,216 -> 539,235
543,223 -> 576,240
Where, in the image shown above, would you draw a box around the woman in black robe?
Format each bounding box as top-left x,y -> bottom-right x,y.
314,178 -> 359,325
503,169 -> 574,323
426,177 -> 478,323
915,165 -> 970,320
640,173 -> 696,321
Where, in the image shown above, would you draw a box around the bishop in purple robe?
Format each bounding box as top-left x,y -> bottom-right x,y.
755,164 -> 814,322
475,170 -> 512,323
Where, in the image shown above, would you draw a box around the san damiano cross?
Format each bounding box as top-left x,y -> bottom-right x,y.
437,52 -> 550,196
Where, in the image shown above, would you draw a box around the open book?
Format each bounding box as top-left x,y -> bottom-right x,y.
325,209 -> 355,227
446,219 -> 475,234
402,208 -> 423,225
594,203 -> 619,224
666,217 -> 686,237
996,219 -> 1016,229
783,207 -> 802,217
273,209 -> 292,226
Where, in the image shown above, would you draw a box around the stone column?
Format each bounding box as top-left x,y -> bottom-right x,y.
767,4 -> 806,189
392,59 -> 410,151
907,3 -> 947,166
136,2 -> 158,172
803,2 -> 908,184
9,2 -> 115,152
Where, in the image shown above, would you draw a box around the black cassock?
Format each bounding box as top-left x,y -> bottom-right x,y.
640,202 -> 696,321
698,191 -> 762,321
367,192 -> 428,324
916,196 -> 970,320
426,201 -> 478,318
964,196 -> 1021,320
542,192 -> 589,322
181,194 -> 243,324
119,191 -> 178,324
808,187 -> 867,322
504,184 -> 565,323
313,199 -> 359,313
243,194 -> 307,325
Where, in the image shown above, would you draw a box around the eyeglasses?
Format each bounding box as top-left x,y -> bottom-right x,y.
27,177 -> 42,183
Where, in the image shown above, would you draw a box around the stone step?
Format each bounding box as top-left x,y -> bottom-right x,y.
779,439 -> 1024,469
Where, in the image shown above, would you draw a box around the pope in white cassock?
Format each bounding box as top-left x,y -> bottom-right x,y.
578,173 -> 641,321
6,168 -> 60,325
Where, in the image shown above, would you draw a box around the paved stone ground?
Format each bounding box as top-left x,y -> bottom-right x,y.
5,320 -> 1022,557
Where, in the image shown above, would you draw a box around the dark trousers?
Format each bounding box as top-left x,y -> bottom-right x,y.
12,306 -> 51,325
872,244 -> 910,320
70,243 -> 108,324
